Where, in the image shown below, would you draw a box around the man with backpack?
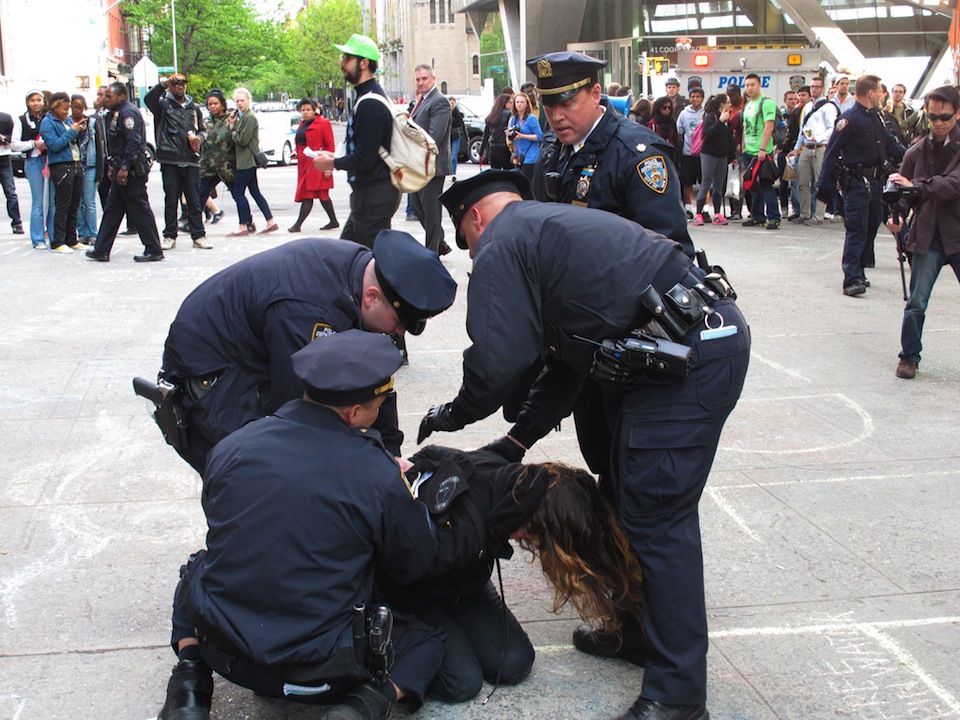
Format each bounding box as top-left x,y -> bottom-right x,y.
313,34 -> 399,250
740,73 -> 781,229
788,82 -> 839,226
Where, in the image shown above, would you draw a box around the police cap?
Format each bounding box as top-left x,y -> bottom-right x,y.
372,229 -> 457,336
438,170 -> 531,248
292,329 -> 403,406
526,51 -> 607,106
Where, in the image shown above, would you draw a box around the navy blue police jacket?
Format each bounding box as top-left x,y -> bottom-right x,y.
162,238 -> 403,453
183,400 -> 437,668
447,201 -> 689,442
106,101 -> 149,172
532,103 -> 694,257
818,100 -> 905,191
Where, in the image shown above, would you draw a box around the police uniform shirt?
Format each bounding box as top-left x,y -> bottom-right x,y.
819,101 -> 906,188
106,101 -> 148,172
162,238 -> 403,451
449,201 -> 687,425
184,399 -> 437,667
532,104 -> 694,257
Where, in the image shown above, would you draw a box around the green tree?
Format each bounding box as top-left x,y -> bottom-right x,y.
123,0 -> 280,96
480,13 -> 509,94
283,0 -> 363,99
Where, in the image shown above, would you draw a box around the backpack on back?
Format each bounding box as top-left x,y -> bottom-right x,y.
763,97 -> 788,146
355,92 -> 438,193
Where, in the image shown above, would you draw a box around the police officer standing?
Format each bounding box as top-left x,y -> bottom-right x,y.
156,330 -> 445,720
529,52 -> 693,254
149,230 -> 456,475
85,82 -> 163,263
817,74 -> 905,295
422,171 -> 751,720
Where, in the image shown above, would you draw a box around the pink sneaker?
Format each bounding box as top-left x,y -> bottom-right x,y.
712,214 -> 728,225
693,213 -> 704,226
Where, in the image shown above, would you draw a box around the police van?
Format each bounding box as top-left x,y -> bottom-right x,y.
672,46 -> 824,102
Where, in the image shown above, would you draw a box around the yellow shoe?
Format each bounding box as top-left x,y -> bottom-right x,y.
69,242 -> 89,250
50,245 -> 74,254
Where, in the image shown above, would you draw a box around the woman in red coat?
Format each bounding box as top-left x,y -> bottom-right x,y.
288,98 -> 338,232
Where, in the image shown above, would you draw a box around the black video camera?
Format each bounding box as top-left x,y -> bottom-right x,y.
882,179 -> 920,206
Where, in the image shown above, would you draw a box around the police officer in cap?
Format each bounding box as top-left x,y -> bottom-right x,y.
85,81 -> 163,263
156,329 -> 445,720
528,51 -> 693,255
152,231 -> 456,475
817,74 -> 905,296
420,170 -> 750,720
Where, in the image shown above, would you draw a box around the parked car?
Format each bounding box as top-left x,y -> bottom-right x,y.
254,103 -> 300,166
450,95 -> 491,164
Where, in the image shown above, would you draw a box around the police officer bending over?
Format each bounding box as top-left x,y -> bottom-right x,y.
885,85 -> 960,380
85,82 -> 163,263
528,51 -> 693,256
156,330 -> 445,720
817,74 -> 905,296
419,170 -> 751,720
145,231 -> 456,475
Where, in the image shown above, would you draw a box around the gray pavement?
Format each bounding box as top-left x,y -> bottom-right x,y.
1,157 -> 958,720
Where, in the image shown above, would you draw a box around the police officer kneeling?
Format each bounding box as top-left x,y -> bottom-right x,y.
157,330 -> 444,720
420,170 -> 751,720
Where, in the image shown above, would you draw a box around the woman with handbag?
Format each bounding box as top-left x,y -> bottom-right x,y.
479,93 -> 514,170
695,93 -> 735,226
507,92 -> 543,182
288,98 -> 338,232
227,88 -> 278,236
383,445 -> 645,703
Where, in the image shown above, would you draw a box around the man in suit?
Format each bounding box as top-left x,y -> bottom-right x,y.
410,64 -> 452,256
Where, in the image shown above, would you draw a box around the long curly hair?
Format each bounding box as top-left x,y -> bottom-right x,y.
515,463 -> 643,638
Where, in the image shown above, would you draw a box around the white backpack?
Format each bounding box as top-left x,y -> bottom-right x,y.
354,93 -> 438,193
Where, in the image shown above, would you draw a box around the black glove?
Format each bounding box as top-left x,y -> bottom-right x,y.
479,436 -> 526,464
816,187 -> 832,205
417,403 -> 464,444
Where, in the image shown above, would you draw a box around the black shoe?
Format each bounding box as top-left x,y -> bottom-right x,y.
787,212 -> 801,221
85,249 -> 110,262
158,658 -> 213,720
318,681 -> 391,720
12,223 -> 24,234
571,624 -> 647,666
120,227 -> 137,235
765,221 -> 780,230
843,282 -> 866,296
616,696 -> 709,720
178,222 -> 190,233
134,252 -> 164,263
741,218 -> 765,227
438,240 -> 452,256
210,210 -> 225,224
321,220 -> 340,230
287,225 -> 301,233
862,277 -> 871,288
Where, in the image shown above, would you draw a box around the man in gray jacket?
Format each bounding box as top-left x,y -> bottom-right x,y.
410,64 -> 452,256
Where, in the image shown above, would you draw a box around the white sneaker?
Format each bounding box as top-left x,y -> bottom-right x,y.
161,237 -> 176,251
824,212 -> 835,220
193,237 -> 212,249
50,245 -> 74,254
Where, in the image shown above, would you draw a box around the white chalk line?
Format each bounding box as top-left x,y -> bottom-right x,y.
749,351 -> 812,383
705,487 -> 760,541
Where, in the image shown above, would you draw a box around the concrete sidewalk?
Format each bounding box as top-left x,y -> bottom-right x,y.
1,163 -> 958,720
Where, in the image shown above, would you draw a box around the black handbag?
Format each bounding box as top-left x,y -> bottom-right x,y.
253,151 -> 269,169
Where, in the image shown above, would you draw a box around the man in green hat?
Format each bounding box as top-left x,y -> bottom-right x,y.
314,34 -> 400,250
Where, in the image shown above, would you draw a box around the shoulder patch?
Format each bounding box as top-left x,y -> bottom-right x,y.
835,118 -> 848,132
637,155 -> 668,194
123,116 -> 136,131
311,323 -> 337,341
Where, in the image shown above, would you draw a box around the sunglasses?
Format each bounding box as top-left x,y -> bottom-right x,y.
662,105 -> 672,110
927,112 -> 956,122
170,79 -> 186,86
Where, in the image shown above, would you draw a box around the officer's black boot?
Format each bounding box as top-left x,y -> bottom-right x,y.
157,653 -> 213,720
616,696 -> 710,720
318,681 -> 393,720
572,609 -> 648,666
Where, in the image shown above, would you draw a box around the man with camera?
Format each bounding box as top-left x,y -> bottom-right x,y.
421,170 -> 751,720
156,330 -> 445,720
817,74 -> 905,296
884,85 -> 960,379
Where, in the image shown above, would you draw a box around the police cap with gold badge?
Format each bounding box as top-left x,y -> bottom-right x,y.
526,51 -> 608,106
292,329 -> 403,406
372,229 -> 457,336
438,169 -> 532,248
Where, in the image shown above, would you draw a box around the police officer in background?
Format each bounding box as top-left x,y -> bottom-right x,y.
151,231 -> 456,475
156,330 -> 445,720
528,51 -> 693,255
817,74 -> 905,296
422,171 -> 751,720
85,82 -> 162,262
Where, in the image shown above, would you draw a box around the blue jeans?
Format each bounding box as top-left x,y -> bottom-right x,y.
231,167 -> 273,225
742,153 -> 780,224
899,246 -> 960,363
78,165 -> 98,238
451,137 -> 461,176
25,156 -> 55,245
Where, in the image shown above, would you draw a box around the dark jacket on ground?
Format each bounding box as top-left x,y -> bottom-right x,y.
144,84 -> 205,166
